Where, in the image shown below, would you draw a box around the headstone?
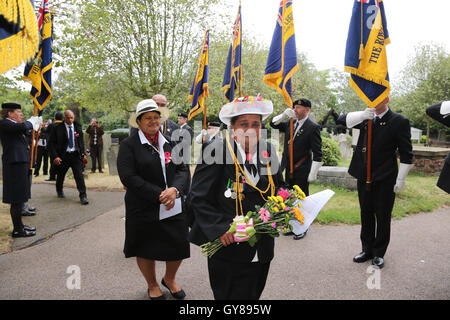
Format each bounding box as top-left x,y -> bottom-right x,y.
317,166 -> 357,190
107,144 -> 119,175
336,133 -> 352,160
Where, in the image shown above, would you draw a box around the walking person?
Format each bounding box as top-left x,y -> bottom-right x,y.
48,110 -> 89,205
45,112 -> 63,181
117,99 -> 190,300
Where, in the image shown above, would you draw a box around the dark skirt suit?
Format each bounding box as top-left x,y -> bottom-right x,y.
189,138 -> 286,300
117,132 -> 190,261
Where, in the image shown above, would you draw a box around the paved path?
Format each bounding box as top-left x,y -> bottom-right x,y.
0,183 -> 449,300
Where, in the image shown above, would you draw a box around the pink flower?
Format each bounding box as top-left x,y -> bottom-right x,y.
284,207 -> 290,211
164,152 -> 171,164
277,188 -> 290,201
271,222 -> 277,228
259,208 -> 270,223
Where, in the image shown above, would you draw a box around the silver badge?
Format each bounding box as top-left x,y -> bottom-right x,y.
224,189 -> 232,198
230,191 -> 237,199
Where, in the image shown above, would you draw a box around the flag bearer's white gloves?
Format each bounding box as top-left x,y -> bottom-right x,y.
272,108 -> 296,125
308,161 -> 323,182
27,116 -> 43,131
394,163 -> 413,193
195,129 -> 208,144
345,108 -> 375,128
440,101 -> 450,117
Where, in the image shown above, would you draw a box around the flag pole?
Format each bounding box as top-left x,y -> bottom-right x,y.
366,116 -> 373,191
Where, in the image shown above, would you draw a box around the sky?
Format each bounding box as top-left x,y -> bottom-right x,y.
235,0 -> 450,83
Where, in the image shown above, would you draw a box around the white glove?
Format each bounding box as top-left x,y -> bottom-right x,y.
195,129 -> 208,144
272,108 -> 296,125
27,116 -> 43,131
308,161 -> 323,182
346,108 -> 375,128
394,163 -> 413,193
440,101 -> 450,116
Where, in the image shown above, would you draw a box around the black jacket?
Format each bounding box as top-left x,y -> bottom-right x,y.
117,133 -> 190,223
337,109 -> 413,184
270,117 -> 322,174
188,137 -> 286,263
48,121 -> 85,159
426,102 -> 450,193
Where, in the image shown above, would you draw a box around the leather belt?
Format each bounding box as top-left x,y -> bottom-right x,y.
293,154 -> 310,170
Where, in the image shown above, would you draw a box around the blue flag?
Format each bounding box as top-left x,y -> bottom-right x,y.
188,30 -> 209,120
222,5 -> 242,102
0,0 -> 39,74
345,0 -> 390,107
264,0 -> 299,107
23,0 -> 53,111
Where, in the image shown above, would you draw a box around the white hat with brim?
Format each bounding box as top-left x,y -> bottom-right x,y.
128,99 -> 170,128
219,96 -> 273,126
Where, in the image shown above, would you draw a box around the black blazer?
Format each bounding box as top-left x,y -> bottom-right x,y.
270,118 -> 322,174
117,133 -> 189,223
48,121 -> 85,159
426,102 -> 450,193
337,109 -> 413,184
0,119 -> 33,164
188,137 -> 286,263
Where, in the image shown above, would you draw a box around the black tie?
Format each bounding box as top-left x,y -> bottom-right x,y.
68,126 -> 74,149
245,153 -> 257,177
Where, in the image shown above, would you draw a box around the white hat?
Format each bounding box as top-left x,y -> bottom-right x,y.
219,95 -> 273,126
128,99 -> 170,128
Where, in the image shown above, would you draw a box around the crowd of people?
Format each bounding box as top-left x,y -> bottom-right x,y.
1,96 -> 448,300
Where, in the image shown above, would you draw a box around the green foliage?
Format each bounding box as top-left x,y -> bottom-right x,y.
321,137 -> 342,166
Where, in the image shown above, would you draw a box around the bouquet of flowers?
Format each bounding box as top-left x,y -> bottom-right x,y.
200,185 -> 306,258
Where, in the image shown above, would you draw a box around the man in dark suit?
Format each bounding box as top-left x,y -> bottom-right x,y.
426,101 -> 450,194
48,110 -> 89,205
337,97 -> 413,268
34,120 -> 50,177
270,98 -> 323,239
177,112 -> 194,144
195,121 -> 221,145
0,102 -> 42,237
45,111 -> 64,181
189,97 -> 286,300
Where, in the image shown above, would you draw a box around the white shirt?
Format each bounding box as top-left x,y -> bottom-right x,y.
64,122 -> 76,152
293,115 -> 309,138
138,129 -> 169,186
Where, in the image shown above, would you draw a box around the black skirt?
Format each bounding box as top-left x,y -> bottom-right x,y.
124,212 -> 190,261
2,162 -> 30,204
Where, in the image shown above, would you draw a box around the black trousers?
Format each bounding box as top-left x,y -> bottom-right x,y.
207,257 -> 271,300
56,152 -> 87,197
89,144 -> 103,172
286,168 -> 310,196
357,180 -> 396,258
34,146 -> 49,175
10,203 -> 24,231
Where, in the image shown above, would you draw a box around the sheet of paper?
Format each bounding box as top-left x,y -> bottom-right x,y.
289,189 -> 335,235
159,198 -> 182,220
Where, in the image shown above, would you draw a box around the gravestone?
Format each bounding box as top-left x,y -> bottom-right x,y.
412,146 -> 449,175
317,166 -> 357,190
107,143 -> 119,175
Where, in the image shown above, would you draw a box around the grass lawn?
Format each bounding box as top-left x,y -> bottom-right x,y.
311,171 -> 450,225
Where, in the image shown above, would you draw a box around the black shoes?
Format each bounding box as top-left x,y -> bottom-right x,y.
148,289 -> 166,300
23,225 -> 36,232
353,252 -> 373,263
161,278 -> 186,300
80,196 -> 89,205
45,177 -> 56,181
372,257 -> 385,269
22,209 -> 36,216
57,192 -> 65,198
293,230 -> 308,240
12,228 -> 36,238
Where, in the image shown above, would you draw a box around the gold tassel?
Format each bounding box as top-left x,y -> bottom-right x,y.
359,43 -> 365,60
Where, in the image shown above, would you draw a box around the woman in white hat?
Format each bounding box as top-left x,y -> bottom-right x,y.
117,99 -> 190,300
189,96 -> 286,300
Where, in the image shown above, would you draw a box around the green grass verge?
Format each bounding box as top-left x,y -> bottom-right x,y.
310,171 -> 450,225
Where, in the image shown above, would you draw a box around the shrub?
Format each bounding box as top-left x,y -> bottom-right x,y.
322,137 -> 342,166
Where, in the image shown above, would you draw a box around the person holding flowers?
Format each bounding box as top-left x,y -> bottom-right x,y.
188,95 -> 287,300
